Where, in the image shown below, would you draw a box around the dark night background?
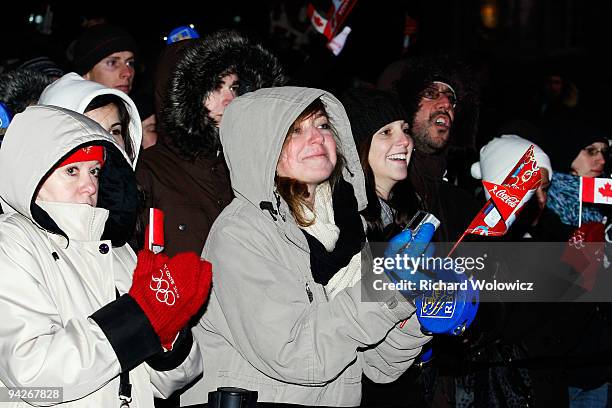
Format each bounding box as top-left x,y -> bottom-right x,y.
2,0 -> 612,148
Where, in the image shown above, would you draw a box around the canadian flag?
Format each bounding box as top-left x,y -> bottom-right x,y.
580,177 -> 612,204
308,1 -> 357,43
307,4 -> 329,37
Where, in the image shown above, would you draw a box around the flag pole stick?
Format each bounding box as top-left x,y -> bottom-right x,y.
447,231 -> 467,257
579,176 -> 583,228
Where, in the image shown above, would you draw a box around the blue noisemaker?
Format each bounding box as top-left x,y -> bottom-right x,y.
0,102 -> 11,130
166,25 -> 200,44
414,265 -> 479,336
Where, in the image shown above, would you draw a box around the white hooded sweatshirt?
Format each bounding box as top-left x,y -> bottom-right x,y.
38,72 -> 142,168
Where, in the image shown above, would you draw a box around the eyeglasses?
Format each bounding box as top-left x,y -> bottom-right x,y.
583,146 -> 609,156
420,86 -> 457,108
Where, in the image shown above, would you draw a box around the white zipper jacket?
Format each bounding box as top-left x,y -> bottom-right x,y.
0,106 -> 201,407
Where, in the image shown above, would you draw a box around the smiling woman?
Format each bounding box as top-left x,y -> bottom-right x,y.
276,99 -> 339,224
180,87 -> 431,407
341,87 -> 418,240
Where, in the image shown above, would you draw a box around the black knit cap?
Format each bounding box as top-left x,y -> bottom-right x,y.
72,25 -> 138,75
340,87 -> 407,148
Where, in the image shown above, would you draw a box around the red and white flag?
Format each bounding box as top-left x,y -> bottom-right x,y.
580,177 -> 612,204
307,0 -> 357,46
463,146 -> 541,237
307,4 -> 329,36
145,208 -> 165,254
447,146 -> 541,256
326,0 -> 358,39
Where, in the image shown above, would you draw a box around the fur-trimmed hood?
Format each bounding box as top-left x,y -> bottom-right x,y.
161,30 -> 286,160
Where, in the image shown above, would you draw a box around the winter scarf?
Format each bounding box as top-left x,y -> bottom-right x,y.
301,179 -> 365,299
546,172 -> 605,226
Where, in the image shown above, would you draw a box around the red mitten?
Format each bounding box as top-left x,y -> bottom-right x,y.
561,222 -> 605,291
129,249 -> 212,349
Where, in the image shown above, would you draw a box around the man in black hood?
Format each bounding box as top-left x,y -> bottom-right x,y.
136,30 -> 286,258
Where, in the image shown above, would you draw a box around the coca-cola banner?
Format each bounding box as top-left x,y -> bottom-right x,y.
465,145 -> 541,237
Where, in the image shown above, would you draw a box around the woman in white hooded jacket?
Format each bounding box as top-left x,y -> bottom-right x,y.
0,105 -> 211,407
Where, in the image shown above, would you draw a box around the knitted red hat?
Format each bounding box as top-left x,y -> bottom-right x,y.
58,146 -> 105,168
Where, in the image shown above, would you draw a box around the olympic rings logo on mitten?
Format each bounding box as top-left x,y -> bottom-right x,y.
568,230 -> 586,249
149,265 -> 179,305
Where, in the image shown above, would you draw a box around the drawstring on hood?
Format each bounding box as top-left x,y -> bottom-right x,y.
260,201 -> 279,222
259,191 -> 287,223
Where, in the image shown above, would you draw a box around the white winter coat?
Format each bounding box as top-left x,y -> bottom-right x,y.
0,106 -> 200,407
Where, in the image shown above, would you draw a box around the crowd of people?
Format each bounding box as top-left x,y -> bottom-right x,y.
0,17 -> 611,408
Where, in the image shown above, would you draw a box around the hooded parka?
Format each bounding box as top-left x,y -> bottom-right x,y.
136,30 -> 286,257
181,87 -> 429,407
0,106 -> 201,407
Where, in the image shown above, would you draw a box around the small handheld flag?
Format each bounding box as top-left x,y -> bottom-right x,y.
577,176 -> 612,227
449,145 -> 541,255
580,176 -> 612,204
145,208 -> 165,254
307,1 -> 357,55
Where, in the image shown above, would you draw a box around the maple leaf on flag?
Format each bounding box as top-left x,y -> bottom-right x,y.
582,177 -> 612,204
307,3 -> 330,36
598,182 -> 612,198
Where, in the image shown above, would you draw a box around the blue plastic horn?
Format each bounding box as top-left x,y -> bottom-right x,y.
0,102 -> 12,130
166,25 -> 200,44
414,264 -> 479,336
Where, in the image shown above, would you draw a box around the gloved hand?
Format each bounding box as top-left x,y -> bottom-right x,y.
383,223 -> 436,301
384,224 -> 479,335
561,221 -> 605,291
414,256 -> 479,336
129,249 -> 212,349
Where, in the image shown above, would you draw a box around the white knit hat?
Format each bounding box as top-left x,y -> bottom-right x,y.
471,134 -> 552,198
